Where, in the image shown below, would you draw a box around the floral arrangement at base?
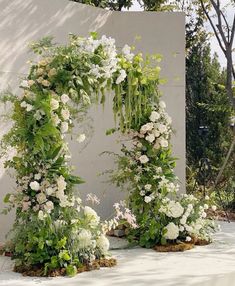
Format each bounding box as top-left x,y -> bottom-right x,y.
109,99 -> 219,251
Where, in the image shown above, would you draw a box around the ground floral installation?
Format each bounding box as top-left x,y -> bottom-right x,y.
110,98 -> 219,250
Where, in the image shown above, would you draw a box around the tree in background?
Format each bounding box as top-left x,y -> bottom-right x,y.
71,0 -> 133,10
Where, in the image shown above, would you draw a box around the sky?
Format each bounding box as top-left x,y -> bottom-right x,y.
126,0 -> 235,67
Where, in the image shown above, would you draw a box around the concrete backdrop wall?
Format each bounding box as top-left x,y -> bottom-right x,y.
0,0 -> 185,242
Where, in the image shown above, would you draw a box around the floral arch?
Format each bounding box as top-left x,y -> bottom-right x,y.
1,33 -> 217,276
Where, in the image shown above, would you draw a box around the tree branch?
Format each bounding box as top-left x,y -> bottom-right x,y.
199,0 -> 226,54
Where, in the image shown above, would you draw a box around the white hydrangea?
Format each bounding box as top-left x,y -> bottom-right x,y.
164,222 -> 179,240
77,229 -> 92,249
84,206 -> 100,227
96,234 -> 110,254
51,113 -> 61,126
144,184 -> 152,191
140,123 -> 154,134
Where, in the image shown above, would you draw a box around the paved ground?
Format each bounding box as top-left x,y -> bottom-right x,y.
0,221 -> 235,286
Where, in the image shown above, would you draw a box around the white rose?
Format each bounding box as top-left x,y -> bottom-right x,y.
61,108 -> 70,120
144,196 -> 152,203
77,229 -> 92,249
140,123 -> 154,134
166,201 -> 184,218
51,113 -> 61,126
145,133 -> 155,143
159,138 -> 168,148
139,155 -> 149,164
61,122 -> 69,133
50,98 -> 59,110
149,111 -> 160,122
77,134 -> 86,143
96,235 -> 110,254
30,181 -> 40,191
201,212 -> 207,218
186,236 -> 192,242
164,222 -> 179,240
61,94 -> 70,104
36,192 -> 47,204
44,201 -> 54,213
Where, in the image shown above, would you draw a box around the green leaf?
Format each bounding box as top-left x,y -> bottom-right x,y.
66,265 -> 77,277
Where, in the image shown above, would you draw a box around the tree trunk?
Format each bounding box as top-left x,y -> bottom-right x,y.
226,50 -> 235,111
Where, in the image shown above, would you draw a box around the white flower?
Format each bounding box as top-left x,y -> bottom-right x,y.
186,236 -> 192,242
204,204 -> 209,210
77,134 -> 86,143
51,113 -> 61,126
149,111 -> 160,122
140,123 -> 154,134
44,201 -> 54,213
139,155 -> 149,164
36,192 -> 47,204
61,122 -> 69,133
212,205 -> 217,211
61,94 -> 70,104
140,190 -> 145,196
96,235 -> 110,254
205,195 -> 210,200
116,69 -> 127,84
61,108 -> 70,120
144,184 -> 152,191
20,80 -> 29,88
180,216 -> 187,225
122,44 -> 134,61
57,175 -> 67,192
201,212 -> 207,218
50,98 -> 59,110
34,173 -> 41,180
46,187 -> 54,196
144,196 -> 152,203
77,229 -> 92,249
38,210 -> 45,221
26,104 -> 33,112
30,181 -> 40,191
145,133 -> 155,143
84,206 -> 100,227
165,201 -> 184,218
164,222 -> 179,240
159,138 -> 168,148
20,101 -> 27,108
159,101 -> 166,109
